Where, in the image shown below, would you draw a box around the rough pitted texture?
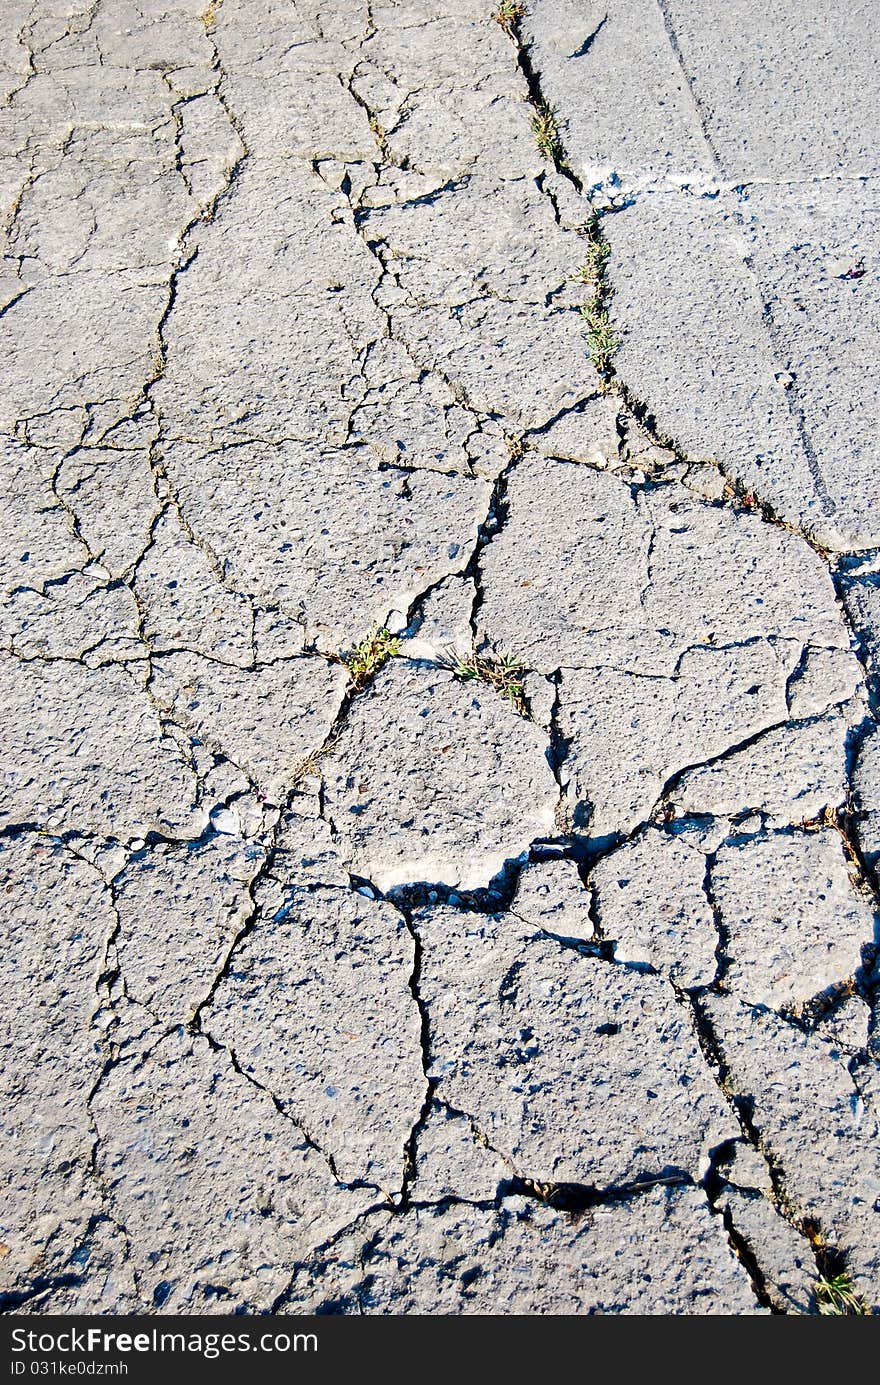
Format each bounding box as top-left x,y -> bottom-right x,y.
148,651 -> 346,802
113,834 -> 266,1030
525,0 -> 880,551
654,1 -> 880,181
415,907 -> 737,1188
322,660 -> 558,890
1,437 -> 143,661
205,885 -> 424,1190
522,1 -> 710,191
705,994 -> 880,1301
269,798 -> 352,887
590,829 -> 717,989
854,729 -> 880,871
708,1140 -> 819,1314
479,457 -> 852,670
715,1185 -> 817,1315
844,571 -> 880,870
843,571 -> 880,677
710,830 -> 875,1011
0,835 -> 110,1306
14,1217 -> 140,1317
670,716 -> 850,823
511,858 -> 595,942
410,1101 -> 511,1204
91,1030 -> 377,1314
134,510 -> 257,663
814,992 -> 872,1054
0,655 -> 205,840
529,394 -> 622,468
3,0 -> 879,1317
477,456 -> 861,839
399,574 -> 475,662
159,441 -> 492,653
280,1187 -> 760,1314
603,192 -> 868,551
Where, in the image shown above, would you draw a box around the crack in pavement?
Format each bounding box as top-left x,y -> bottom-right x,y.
2,0 -> 878,1316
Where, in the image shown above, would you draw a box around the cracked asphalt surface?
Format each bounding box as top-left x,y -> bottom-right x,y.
1,0 -> 879,1316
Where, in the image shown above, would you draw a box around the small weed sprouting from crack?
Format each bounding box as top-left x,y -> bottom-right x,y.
719,475 -> 832,561
493,1 -> 526,37
440,648 -> 528,716
344,626 -> 400,692
505,433 -> 526,464
531,102 -> 563,163
813,1271 -> 869,1316
494,4 -> 618,383
799,803 -> 863,869
581,299 -> 617,376
779,976 -> 856,1031
578,212 -> 617,380
288,745 -> 329,787
574,221 -> 610,294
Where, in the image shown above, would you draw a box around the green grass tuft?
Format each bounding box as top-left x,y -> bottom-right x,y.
581,299 -> 618,375
577,212 -> 617,377
444,649 -> 528,715
530,103 -> 562,164
345,627 -> 400,691
814,1272 -> 869,1316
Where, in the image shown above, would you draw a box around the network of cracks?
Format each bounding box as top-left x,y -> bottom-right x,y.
1,0 -> 879,1315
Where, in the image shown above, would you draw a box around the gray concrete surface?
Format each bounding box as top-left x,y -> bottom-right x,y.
1,0 -> 878,1316
526,0 -> 880,551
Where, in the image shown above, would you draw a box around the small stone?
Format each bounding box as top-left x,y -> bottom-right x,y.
385,609 -> 408,636
209,805 -> 240,836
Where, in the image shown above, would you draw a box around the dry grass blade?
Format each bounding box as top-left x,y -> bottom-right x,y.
200,0 -> 222,29
493,1 -> 526,36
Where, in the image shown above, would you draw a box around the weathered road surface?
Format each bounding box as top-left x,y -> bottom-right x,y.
1,0 -> 878,1315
